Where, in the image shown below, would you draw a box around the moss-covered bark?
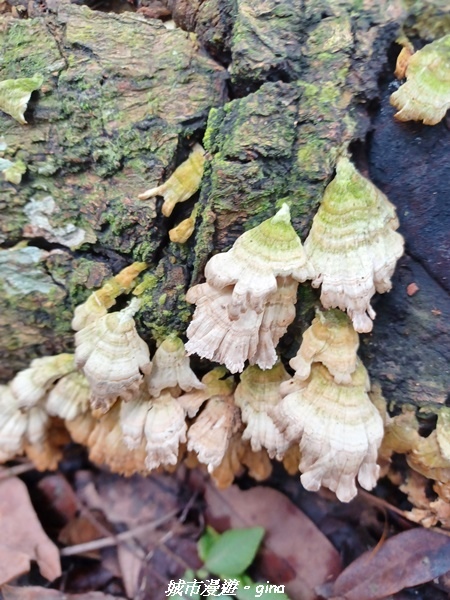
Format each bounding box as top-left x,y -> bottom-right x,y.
0,1 -> 227,376
0,0 -> 449,410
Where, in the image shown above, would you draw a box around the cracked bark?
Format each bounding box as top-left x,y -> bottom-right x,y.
0,0 -> 449,413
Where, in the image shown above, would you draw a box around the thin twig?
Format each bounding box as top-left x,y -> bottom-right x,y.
178,491 -> 198,523
0,462 -> 36,479
358,488 -> 414,519
60,508 -> 179,556
370,506 -> 389,557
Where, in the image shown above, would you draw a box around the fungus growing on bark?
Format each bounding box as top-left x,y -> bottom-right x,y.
72,262 -> 147,331
186,204 -> 313,372
169,216 -> 196,243
10,354 -> 76,409
0,384 -> 60,469
187,394 -> 241,471
0,157 -> 26,184
204,203 -> 313,316
75,298 -> 151,412
185,283 -> 262,373
274,361 -> 384,502
184,368 -> 238,471
169,206 -> 199,244
178,366 -> 235,418
138,143 -> 206,216
290,308 -> 359,384
234,362 -> 290,459
86,405 -> 148,476
0,385 -> 30,462
116,385 -> 188,471
46,371 -> 90,421
198,432 -> 273,489
304,157 -> 404,333
390,34 -> 450,125
0,73 -> 43,124
143,391 -> 187,470
146,334 -> 203,397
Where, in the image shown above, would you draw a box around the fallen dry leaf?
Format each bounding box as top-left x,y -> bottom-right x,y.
205,484 -> 342,600
71,470 -> 201,600
58,513 -> 106,552
117,544 -> 143,599
37,473 -> 79,524
0,546 -> 30,586
318,528 -> 450,600
1,586 -> 126,600
0,477 -> 61,583
74,471 -> 181,528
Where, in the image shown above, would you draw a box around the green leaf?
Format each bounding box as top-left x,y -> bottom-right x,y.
198,525 -> 221,562
204,527 -> 265,577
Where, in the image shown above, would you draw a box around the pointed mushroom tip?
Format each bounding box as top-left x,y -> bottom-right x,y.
138,184 -> 162,201
272,203 -> 291,224
193,142 -> 206,155
336,155 -> 353,173
160,333 -> 183,352
123,296 -> 141,317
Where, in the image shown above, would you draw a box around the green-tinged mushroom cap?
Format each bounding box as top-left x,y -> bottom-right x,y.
205,203 -> 313,315
304,157 -> 404,333
0,73 -> 44,124
0,158 -> 27,184
390,34 -> 450,125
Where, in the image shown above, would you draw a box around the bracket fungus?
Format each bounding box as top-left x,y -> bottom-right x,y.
304,157 -> 404,333
138,143 -> 206,217
169,214 -> 196,243
10,354 -> 76,410
234,362 -> 290,460
0,383 -> 63,470
87,388 -> 187,475
72,262 -> 147,331
183,369 -> 237,470
0,73 -> 43,124
75,297 -> 151,412
0,157 -> 27,184
275,361 -> 384,502
178,366 -> 235,418
86,405 -> 147,476
0,385 -> 34,462
143,391 -> 187,470
207,435 -> 273,489
187,394 -> 241,472
46,371 -> 91,421
204,203 -> 313,316
390,34 -> 450,125
185,282 -> 263,373
146,334 -> 203,397
290,308 -> 359,384
186,204 -> 313,372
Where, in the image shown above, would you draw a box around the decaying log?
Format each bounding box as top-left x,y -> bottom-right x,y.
0,0 -> 449,417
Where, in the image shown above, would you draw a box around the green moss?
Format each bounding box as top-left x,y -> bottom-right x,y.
297,137 -> 338,177
0,20 -> 64,79
202,107 -> 223,153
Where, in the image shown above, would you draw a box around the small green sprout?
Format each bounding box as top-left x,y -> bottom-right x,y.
168,526 -> 290,600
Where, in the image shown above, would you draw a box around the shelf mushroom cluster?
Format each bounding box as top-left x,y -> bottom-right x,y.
4,35 -> 450,501
274,310 -> 384,502
0,156 -> 405,501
